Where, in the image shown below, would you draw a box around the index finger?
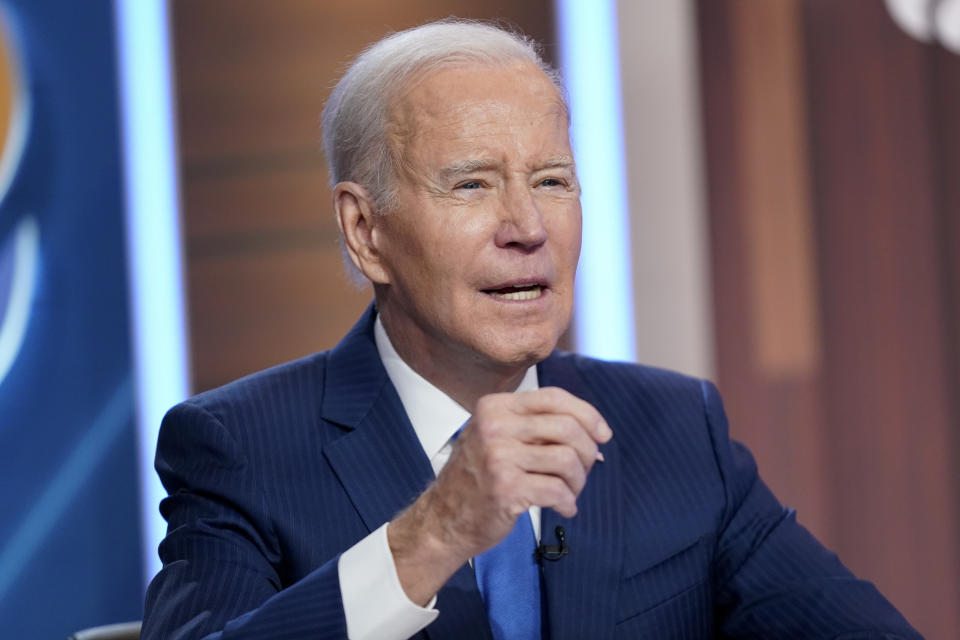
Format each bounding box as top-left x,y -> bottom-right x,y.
507,387 -> 612,443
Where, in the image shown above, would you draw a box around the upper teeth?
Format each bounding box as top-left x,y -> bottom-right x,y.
491,286 -> 542,301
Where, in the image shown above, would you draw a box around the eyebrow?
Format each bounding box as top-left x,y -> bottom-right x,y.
439,159 -> 499,180
536,156 -> 576,171
439,155 -> 576,180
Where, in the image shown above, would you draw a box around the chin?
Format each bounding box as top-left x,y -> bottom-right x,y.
478,327 -> 563,369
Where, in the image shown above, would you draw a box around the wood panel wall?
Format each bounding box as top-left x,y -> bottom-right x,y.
698,0 -> 960,636
171,1 -> 556,392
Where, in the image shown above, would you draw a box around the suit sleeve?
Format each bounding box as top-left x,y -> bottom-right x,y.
141,401 -> 349,640
701,381 -> 924,639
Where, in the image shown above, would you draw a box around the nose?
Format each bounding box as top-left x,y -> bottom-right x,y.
494,183 -> 547,250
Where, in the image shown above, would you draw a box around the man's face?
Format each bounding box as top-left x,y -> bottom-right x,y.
370,61 -> 581,377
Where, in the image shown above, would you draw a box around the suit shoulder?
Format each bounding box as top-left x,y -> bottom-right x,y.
543,351 -> 721,445
173,351 -> 331,425
549,350 -> 707,400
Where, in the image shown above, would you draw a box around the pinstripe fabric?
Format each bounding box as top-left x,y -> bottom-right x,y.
142,306 -> 921,639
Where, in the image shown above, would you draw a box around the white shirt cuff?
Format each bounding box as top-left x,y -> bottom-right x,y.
339,523 -> 439,640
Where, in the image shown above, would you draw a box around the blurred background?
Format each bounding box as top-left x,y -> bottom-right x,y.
0,0 -> 956,637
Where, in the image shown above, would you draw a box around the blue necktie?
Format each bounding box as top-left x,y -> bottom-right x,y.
474,511 -> 542,640
453,423 -> 542,639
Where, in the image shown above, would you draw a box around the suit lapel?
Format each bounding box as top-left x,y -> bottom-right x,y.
320,306 -> 491,640
321,306 -> 435,528
538,353 -> 622,640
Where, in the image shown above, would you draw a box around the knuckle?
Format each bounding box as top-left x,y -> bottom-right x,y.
472,415 -> 502,440
569,415 -> 590,441
484,443 -> 517,479
486,416 -> 512,439
483,443 -> 506,469
582,440 -> 599,462
477,392 -> 510,414
570,467 -> 587,493
549,478 -> 570,504
542,386 -> 565,402
559,446 -> 579,468
475,395 -> 495,414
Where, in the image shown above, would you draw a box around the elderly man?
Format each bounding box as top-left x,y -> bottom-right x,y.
142,19 -> 920,640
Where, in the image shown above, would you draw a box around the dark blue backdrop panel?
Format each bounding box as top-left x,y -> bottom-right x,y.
0,0 -> 142,637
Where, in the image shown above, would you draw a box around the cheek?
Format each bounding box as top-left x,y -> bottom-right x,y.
552,211 -> 583,271
568,218 -> 583,259
406,241 -> 475,297
434,221 -> 489,268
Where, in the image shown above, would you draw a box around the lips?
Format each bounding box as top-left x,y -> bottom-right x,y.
481,280 -> 547,301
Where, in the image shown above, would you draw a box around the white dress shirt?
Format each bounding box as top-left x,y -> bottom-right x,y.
338,315 -> 540,640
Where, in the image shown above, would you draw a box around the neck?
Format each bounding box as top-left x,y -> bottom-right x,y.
377,310 -> 531,413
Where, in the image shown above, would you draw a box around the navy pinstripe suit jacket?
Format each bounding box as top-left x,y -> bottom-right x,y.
142,307 -> 920,639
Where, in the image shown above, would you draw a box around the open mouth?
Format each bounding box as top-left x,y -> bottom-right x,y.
483,283 -> 544,301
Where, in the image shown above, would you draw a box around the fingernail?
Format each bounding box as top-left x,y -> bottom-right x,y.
595,451 -> 605,463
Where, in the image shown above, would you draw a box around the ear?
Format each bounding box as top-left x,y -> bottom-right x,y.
333,182 -> 391,284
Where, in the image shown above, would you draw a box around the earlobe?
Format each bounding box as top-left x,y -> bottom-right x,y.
334,182 -> 391,284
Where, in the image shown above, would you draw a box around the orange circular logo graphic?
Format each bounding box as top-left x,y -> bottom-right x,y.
0,6 -> 28,203
0,21 -> 15,147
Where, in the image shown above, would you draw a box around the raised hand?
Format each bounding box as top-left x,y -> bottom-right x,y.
388,387 -> 612,605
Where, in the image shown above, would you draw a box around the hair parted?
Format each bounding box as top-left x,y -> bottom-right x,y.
320,18 -> 567,213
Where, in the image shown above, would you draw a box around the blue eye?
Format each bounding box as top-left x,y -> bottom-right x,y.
539,178 -> 561,187
458,181 -> 482,190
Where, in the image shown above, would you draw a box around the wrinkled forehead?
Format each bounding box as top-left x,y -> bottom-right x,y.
386,61 -> 569,158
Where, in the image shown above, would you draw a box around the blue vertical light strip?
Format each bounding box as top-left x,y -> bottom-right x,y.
114,0 -> 190,587
556,0 -> 636,361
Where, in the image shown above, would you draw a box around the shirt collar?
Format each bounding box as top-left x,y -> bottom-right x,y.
373,313 -> 538,461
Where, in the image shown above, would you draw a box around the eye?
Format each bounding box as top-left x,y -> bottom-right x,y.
538,177 -> 564,188
456,180 -> 484,190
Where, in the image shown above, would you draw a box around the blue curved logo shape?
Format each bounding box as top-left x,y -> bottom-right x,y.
0,215 -> 36,384
0,5 -> 36,388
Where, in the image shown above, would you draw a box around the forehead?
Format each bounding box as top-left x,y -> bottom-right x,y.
389,62 -> 570,165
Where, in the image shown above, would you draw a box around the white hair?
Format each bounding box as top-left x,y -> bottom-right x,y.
320,18 -> 567,213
